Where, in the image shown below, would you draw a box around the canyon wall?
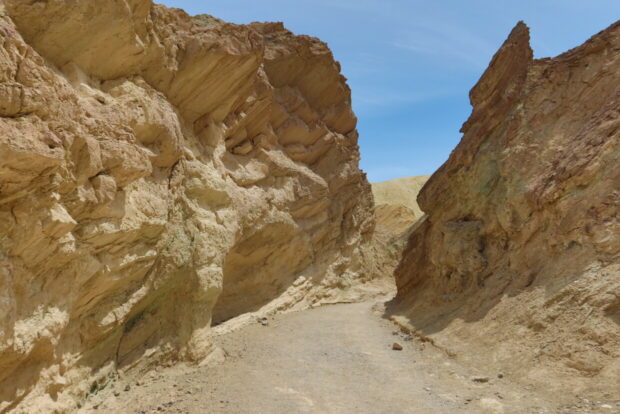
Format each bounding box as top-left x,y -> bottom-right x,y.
0,1 -> 378,411
389,22 -> 620,395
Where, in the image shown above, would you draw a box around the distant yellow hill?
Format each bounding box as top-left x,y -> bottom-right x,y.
366,175 -> 431,289
371,175 -> 430,220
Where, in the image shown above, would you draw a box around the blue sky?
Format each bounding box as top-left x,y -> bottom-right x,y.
159,1 -> 619,182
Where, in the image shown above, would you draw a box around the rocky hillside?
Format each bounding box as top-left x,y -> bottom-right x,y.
0,1 -> 378,411
368,176 -> 430,284
372,175 -> 429,238
372,176 -> 429,218
389,21 -> 620,397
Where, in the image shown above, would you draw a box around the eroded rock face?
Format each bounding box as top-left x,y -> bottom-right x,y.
389,22 -> 620,395
0,2 -> 376,411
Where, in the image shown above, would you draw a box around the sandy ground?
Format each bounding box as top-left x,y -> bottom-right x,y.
80,302 -> 620,414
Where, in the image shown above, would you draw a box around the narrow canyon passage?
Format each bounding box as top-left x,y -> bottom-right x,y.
80,302 -> 559,414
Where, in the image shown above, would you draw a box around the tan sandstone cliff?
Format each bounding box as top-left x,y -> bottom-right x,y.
0,1 -> 379,411
389,21 -> 620,397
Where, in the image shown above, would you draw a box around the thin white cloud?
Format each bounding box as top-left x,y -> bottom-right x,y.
353,89 -> 442,110
311,0 -> 384,14
393,19 -> 495,69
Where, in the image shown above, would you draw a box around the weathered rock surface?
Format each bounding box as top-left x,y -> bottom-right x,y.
0,1 -> 378,411
389,21 -> 620,396
369,176 -> 430,283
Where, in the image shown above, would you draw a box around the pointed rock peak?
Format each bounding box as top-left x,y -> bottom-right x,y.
468,21 -> 533,109
432,21 -> 536,184
511,21 -> 530,38
504,20 -> 531,50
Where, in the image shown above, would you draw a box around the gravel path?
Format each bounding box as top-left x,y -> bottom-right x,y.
202,302 -> 461,414
82,302 -> 568,414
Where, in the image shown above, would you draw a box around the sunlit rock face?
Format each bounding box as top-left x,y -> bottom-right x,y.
0,2 -> 377,411
389,22 -> 620,395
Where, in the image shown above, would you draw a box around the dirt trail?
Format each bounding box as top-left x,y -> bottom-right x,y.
80,303 -> 608,414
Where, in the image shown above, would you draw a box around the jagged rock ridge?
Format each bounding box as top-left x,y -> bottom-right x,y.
0,1 -> 378,412
389,21 -> 620,396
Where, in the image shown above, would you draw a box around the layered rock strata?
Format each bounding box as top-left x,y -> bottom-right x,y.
390,22 -> 620,395
0,1 -> 376,411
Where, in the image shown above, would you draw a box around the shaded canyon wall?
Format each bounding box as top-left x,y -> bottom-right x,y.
389,21 -> 620,395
